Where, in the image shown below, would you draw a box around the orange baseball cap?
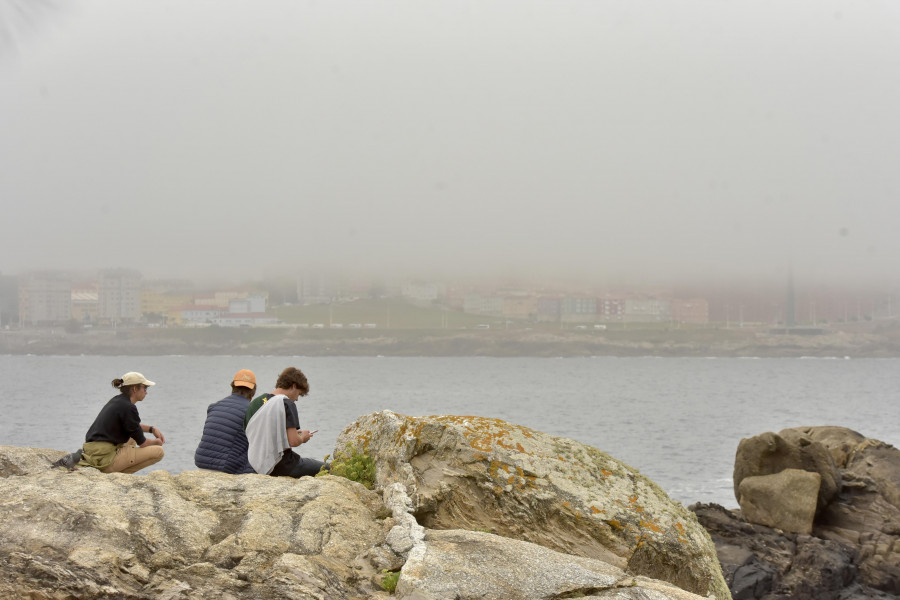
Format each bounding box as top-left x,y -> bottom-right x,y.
232,369 -> 257,389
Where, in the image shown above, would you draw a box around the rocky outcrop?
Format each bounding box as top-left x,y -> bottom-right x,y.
733,429 -> 841,513
399,529 -> 708,600
0,438 -> 718,600
737,469 -> 821,534
336,411 -> 731,599
696,426 -> 900,599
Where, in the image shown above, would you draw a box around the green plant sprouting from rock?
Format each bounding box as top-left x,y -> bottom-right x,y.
316,444 -> 376,489
380,569 -> 400,593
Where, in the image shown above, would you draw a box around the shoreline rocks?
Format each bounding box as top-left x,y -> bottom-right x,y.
337,411 -> 730,599
697,426 -> 900,599
0,413 -> 728,600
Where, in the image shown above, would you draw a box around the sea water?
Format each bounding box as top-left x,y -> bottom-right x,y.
1,354 -> 897,508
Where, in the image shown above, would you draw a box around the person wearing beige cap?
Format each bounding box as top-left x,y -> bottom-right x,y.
193,369 -> 258,474
70,372 -> 166,474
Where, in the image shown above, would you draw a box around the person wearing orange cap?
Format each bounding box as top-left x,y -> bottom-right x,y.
194,369 -> 258,474
68,372 -> 166,474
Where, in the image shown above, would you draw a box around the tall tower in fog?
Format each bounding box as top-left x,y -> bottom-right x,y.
785,265 -> 796,328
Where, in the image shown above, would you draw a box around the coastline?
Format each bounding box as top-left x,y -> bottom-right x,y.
3,324 -> 900,357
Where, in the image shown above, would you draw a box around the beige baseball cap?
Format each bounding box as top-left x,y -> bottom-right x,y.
122,372 -> 155,387
232,369 -> 257,389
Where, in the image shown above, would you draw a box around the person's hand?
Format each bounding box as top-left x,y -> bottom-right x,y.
300,429 -> 316,444
150,426 -> 166,444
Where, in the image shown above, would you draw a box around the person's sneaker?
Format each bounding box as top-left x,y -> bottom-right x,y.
51,449 -> 82,470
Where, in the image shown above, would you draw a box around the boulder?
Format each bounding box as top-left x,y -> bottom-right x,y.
0,439 -> 725,600
336,411 -> 730,599
733,430 -> 841,512
802,428 -> 900,593
0,451 -> 394,599
398,529 -> 707,600
703,426 -> 900,599
737,468 -> 821,534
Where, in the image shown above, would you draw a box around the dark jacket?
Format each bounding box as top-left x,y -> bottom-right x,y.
194,393 -> 255,474
84,393 -> 146,446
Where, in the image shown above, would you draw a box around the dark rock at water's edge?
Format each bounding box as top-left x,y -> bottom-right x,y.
695,426 -> 900,600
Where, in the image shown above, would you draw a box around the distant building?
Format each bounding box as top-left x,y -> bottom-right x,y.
212,313 -> 279,327
71,284 -> 99,325
536,296 -> 561,322
596,297 -> 625,322
501,295 -> 537,320
19,271 -> 72,326
670,298 -> 709,324
561,296 -> 598,323
228,294 -> 267,314
624,298 -> 670,323
402,282 -> 443,305
297,272 -> 337,304
141,290 -> 194,322
174,305 -> 223,326
463,294 -> 503,316
98,269 -> 141,324
0,274 -> 19,327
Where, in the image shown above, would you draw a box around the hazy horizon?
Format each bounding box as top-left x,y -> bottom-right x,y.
2,1 -> 899,287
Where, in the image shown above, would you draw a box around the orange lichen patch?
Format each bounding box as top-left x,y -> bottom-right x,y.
601,469 -> 612,477
606,520 -> 623,531
628,495 -> 638,504
639,518 -> 663,534
562,501 -> 571,509
507,476 -> 515,485
516,443 -> 525,452
473,452 -> 486,461
500,464 -> 510,473
590,506 -> 603,514
632,505 -> 644,514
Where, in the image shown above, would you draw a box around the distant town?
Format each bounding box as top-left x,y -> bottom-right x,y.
2,268 -> 897,333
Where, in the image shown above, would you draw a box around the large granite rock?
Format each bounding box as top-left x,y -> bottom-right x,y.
733,430 -> 841,513
0,441 -> 724,600
737,469 -> 821,534
399,529 -> 708,600
0,453 -> 392,599
336,411 -> 731,599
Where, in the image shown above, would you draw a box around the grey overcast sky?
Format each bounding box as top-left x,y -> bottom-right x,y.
1,0 -> 899,286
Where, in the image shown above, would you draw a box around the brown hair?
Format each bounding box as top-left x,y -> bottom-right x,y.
231,384 -> 255,399
111,378 -> 141,397
276,367 -> 309,396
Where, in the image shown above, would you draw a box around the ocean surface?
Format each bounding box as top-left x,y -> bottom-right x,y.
2,355 -> 897,508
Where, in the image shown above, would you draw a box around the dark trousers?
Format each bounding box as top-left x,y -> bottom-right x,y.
270,451 -> 329,478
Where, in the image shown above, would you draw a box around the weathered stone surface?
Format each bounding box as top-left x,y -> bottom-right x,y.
0,444 -> 68,476
0,459 -> 394,599
733,430 -> 841,512
692,503 -> 894,600
803,427 -> 900,594
0,437 -> 719,600
397,529 -> 707,600
336,410 -> 730,599
737,469 -> 821,534
700,426 -> 900,599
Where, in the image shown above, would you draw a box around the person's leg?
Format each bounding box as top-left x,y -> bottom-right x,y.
120,446 -> 164,474
270,453 -> 327,478
102,440 -> 164,474
286,456 -> 328,478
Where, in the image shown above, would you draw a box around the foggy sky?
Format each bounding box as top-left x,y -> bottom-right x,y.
2,0 -> 899,286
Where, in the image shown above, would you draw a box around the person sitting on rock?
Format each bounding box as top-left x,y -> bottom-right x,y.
193,369 -> 257,474
72,372 -> 166,474
244,366 -> 328,478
